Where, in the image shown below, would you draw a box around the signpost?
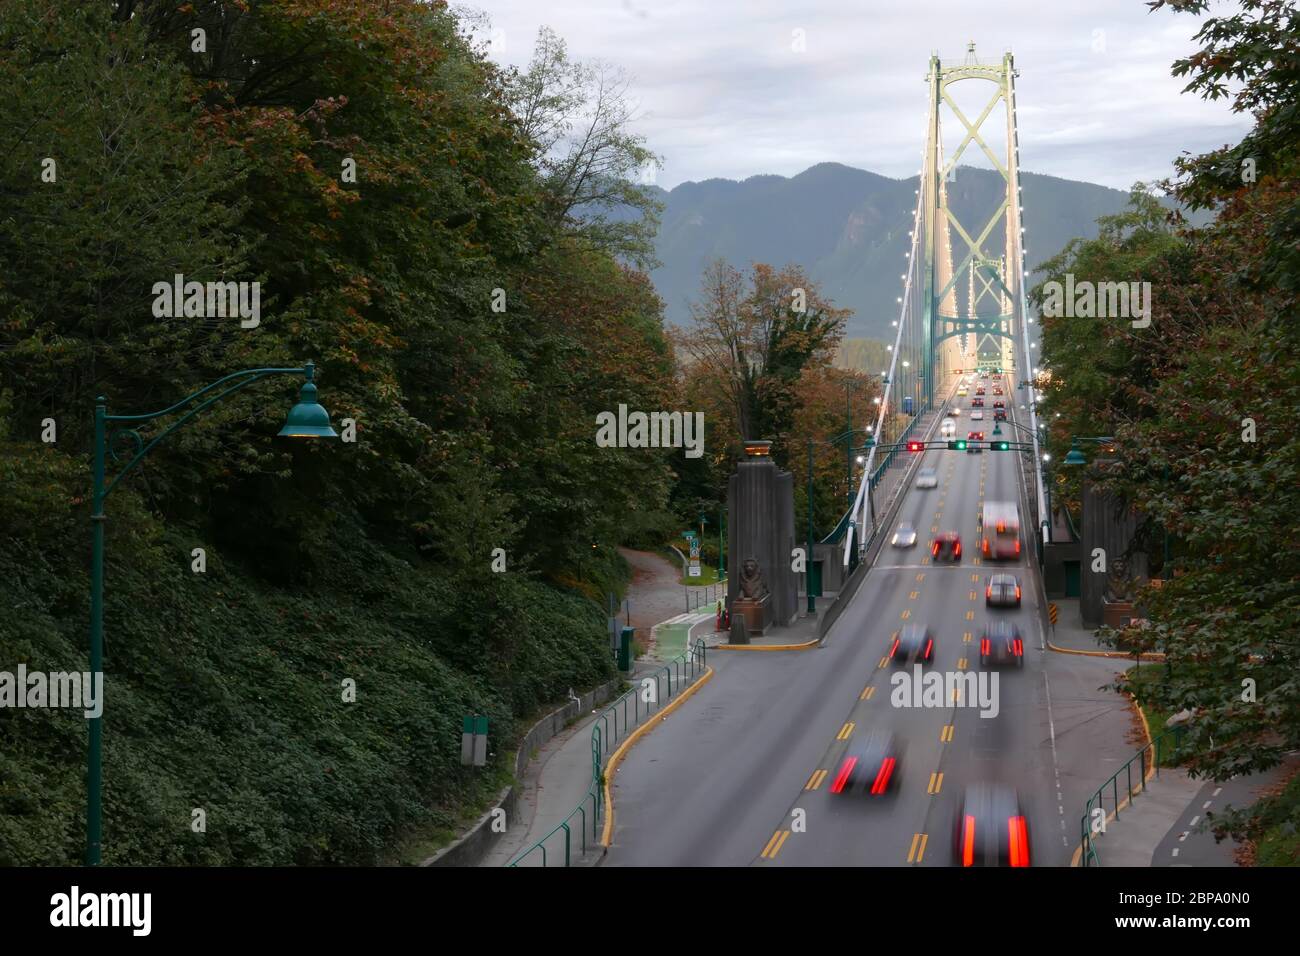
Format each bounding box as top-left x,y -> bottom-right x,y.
685,530 -> 701,578
460,715 -> 488,767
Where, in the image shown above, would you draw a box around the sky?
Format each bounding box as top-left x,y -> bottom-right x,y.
463,0 -> 1251,193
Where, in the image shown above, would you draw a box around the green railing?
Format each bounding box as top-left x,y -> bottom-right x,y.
1079,726 -> 1186,867
507,638 -> 708,867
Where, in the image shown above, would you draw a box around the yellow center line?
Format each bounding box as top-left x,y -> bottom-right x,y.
957,658 -> 968,670
965,610 -> 974,620
907,832 -> 928,863
963,631 -> 972,643
878,655 -> 890,668
915,573 -> 926,583
900,609 -> 911,620
762,829 -> 792,859
806,769 -> 829,791
837,721 -> 855,740
941,724 -> 954,742
927,772 -> 944,794
860,685 -> 876,700
968,590 -> 977,600
909,590 -> 920,600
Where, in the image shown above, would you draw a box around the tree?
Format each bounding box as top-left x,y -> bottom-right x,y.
501,26 -> 663,268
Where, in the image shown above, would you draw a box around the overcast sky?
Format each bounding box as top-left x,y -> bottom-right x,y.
466,0 -> 1250,193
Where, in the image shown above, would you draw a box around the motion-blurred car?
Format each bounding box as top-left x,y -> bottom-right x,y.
915,466 -> 939,489
966,430 -> 984,453
941,417 -> 957,438
993,400 -> 1005,411
890,624 -> 935,665
892,522 -> 918,547
985,573 -> 1022,607
971,397 -> 984,407
951,784 -> 1031,867
957,387 -> 968,397
993,409 -> 1007,421
970,410 -> 984,420
993,387 -> 1003,396
975,386 -> 985,396
829,730 -> 902,797
949,406 -> 962,417
931,531 -> 961,562
979,620 -> 1024,668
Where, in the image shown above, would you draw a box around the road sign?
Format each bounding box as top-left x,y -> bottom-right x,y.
461,715 -> 488,767
688,565 -> 701,577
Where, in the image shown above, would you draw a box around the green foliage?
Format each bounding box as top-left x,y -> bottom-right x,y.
0,0 -> 665,864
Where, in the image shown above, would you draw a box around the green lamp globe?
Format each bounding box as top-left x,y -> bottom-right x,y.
278,380 -> 337,438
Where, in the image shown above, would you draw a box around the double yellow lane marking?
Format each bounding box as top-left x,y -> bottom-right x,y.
927,772 -> 944,795
762,829 -> 791,859
907,832 -> 928,863
805,769 -> 829,791
941,724 -> 954,742
836,721 -> 855,740
860,685 -> 876,701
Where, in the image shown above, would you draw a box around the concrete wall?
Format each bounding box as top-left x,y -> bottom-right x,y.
422,677 -> 622,867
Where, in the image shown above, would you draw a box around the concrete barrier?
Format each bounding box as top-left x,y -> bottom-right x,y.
421,676 -> 623,867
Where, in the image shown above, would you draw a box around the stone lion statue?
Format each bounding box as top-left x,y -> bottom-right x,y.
738,557 -> 769,600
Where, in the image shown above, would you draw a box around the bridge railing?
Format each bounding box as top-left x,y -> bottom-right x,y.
507,638 -> 707,867
1078,726 -> 1186,867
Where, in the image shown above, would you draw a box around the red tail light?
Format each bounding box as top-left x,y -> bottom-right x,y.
830,756 -> 857,794
1009,816 -> 1030,867
954,543 -> 961,557
889,636 -> 899,657
1014,639 -> 1023,656
923,639 -> 933,660
870,757 -> 896,795
981,638 -> 990,655
1015,586 -> 1022,600
963,815 -> 976,867
1015,540 -> 1021,555
986,586 -> 992,599
932,542 -> 940,555
983,539 -> 990,554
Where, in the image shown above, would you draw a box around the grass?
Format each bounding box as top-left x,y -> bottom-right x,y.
1254,770 -> 1300,867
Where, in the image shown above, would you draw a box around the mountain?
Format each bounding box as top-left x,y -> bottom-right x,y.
649,162 -> 1156,340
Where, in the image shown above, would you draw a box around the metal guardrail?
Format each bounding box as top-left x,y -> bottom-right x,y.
1079,726 -> 1186,867
685,580 -> 726,612
507,638 -> 708,867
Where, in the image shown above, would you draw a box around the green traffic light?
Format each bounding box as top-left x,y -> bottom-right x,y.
947,440 -> 967,450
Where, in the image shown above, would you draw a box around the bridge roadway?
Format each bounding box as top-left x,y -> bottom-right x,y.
604,377 -> 1111,867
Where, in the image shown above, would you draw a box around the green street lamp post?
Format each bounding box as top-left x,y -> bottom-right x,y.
806,430 -> 874,613
86,362 -> 336,865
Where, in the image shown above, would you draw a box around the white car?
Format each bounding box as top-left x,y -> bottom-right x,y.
949,407 -> 961,417
970,410 -> 984,420
941,418 -> 956,437
915,467 -> 938,489
892,522 -> 918,547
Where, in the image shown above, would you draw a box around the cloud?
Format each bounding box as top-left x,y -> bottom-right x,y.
469,0 -> 1251,190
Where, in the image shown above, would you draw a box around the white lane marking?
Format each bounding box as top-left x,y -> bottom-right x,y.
1043,671 -> 1068,847
1202,800 -> 1212,809
1178,831 -> 1189,842
1212,787 -> 1222,797
1189,815 -> 1200,827
1172,848 -> 1180,857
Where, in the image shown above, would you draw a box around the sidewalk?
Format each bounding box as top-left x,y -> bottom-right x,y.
1046,596 -> 1124,654
1084,768 -> 1205,866
480,654 -> 690,866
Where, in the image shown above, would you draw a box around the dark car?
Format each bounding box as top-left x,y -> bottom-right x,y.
931,531 -> 962,562
966,430 -> 984,454
952,784 -> 1031,867
975,386 -> 985,395
985,573 -> 1022,608
890,624 -> 935,665
993,387 -> 1003,396
829,730 -> 903,797
992,400 -> 1005,410
979,620 -> 1024,668
971,397 -> 985,407
993,409 -> 1007,421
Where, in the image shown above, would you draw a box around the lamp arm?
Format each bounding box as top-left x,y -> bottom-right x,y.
102,366 -> 308,500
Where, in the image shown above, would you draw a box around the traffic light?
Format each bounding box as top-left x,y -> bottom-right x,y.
907,441 -> 924,453
947,440 -> 967,451
991,440 -> 1010,451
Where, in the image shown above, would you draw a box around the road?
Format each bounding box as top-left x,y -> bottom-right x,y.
604,374 -> 1130,867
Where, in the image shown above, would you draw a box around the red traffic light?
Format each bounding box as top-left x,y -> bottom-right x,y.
907,441 -> 924,453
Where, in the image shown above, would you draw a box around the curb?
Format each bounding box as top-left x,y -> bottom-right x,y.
715,638 -> 820,652
1069,691 -> 1157,867
600,666 -> 715,847
1047,640 -> 1165,661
